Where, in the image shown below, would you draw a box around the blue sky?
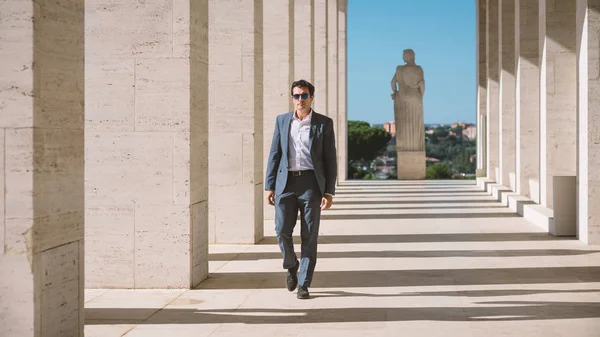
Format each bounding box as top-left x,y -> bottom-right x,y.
347,0 -> 476,125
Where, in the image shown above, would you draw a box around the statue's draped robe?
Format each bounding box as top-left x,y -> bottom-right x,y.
393,65 -> 425,151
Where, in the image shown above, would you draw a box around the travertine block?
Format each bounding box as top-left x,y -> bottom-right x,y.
500,0 -> 516,189
338,4 -> 348,181
0,255 -> 34,337
0,129 -> 4,255
190,201 -> 209,286
173,0 -> 191,58
4,128 -> 33,254
209,133 -> 244,187
0,1 -> 33,129
550,176 -> 576,236
135,58 -> 191,132
477,0 -> 487,176
294,0 -> 313,81
85,207 -> 135,288
212,204 -> 259,243
135,205 -> 191,288
39,242 -> 81,335
85,1 -> 173,58
85,132 -> 173,206
32,129 -> 84,254
314,0 -> 328,114
175,132 -> 209,205
577,0 -> 600,244
589,185 -> 600,243
190,132 -> 209,205
486,0 -> 500,181
85,59 -> 135,131
328,0 -> 338,135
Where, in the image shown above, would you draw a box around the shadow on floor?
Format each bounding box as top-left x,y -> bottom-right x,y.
338,182 -> 476,187
209,249 -> 600,261
257,232 -> 565,245
331,205 -> 507,211
334,190 -> 488,195
195,266 -> 600,290
319,212 -> 520,220
85,301 -> 600,325
333,199 -> 500,205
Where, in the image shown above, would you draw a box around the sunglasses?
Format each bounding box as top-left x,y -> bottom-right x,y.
292,93 -> 310,100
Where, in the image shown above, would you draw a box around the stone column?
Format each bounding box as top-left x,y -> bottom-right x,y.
295,0 -> 314,81
540,0 -> 577,208
209,0 -> 263,244
0,1 -> 85,335
86,0 -> 209,288
500,0 -> 517,189
477,0 -> 488,177
487,0 -> 501,181
328,0 -> 339,142
576,0 -> 600,244
314,0 -> 328,113
338,0 -> 348,181
264,1 -> 293,221
516,0 -> 540,201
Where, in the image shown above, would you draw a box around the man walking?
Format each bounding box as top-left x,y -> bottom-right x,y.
265,80 -> 337,299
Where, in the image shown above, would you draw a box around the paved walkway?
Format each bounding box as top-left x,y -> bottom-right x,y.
85,180 -> 600,337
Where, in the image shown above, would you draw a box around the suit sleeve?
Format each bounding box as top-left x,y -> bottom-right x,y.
323,118 -> 338,195
265,117 -> 282,191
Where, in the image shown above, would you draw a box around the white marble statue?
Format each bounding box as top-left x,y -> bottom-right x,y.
391,49 -> 425,152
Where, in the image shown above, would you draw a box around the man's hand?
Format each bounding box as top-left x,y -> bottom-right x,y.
266,190 -> 275,206
320,195 -> 333,210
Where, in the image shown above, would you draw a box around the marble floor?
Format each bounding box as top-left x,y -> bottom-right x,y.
85,180 -> 600,337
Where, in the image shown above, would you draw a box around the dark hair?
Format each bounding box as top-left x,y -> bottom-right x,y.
290,80 -> 315,96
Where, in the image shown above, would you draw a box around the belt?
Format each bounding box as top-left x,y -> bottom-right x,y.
288,170 -> 314,177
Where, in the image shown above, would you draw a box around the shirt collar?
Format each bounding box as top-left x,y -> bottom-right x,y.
293,109 -> 313,122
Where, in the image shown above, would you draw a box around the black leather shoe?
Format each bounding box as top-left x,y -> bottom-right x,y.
297,285 -> 310,299
286,261 -> 299,292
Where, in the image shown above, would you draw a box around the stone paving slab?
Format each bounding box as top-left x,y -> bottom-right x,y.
85,181 -> 600,336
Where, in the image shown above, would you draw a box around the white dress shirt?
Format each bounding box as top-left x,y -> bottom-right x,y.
288,109 -> 314,171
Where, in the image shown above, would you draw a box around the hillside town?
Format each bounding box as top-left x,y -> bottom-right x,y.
350,121 -> 477,179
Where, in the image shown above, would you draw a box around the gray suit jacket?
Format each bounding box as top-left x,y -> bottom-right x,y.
265,111 -> 337,196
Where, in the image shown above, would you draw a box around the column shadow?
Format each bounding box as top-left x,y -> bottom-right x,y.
209,249 -> 600,261
85,301 -> 600,325
195,266 -> 600,290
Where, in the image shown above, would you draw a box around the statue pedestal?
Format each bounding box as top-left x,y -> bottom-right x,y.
396,151 -> 425,180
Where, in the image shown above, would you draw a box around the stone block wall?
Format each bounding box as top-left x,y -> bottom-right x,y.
85,0 -> 209,288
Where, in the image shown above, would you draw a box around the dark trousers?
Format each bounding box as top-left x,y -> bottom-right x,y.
275,170 -> 322,287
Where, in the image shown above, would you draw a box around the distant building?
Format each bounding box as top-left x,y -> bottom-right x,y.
383,121 -> 396,137
452,122 -> 470,129
464,125 -> 477,140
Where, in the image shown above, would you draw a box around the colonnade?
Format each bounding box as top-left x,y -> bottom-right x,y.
0,1 -> 348,335
476,0 -> 599,245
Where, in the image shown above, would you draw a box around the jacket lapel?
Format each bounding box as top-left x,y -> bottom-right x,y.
282,112 -> 293,156
309,111 -> 318,153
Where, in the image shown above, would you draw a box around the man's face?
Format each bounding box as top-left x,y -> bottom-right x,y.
291,86 -> 313,112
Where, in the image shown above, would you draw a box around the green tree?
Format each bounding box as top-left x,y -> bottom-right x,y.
347,120 -> 391,164
426,163 -> 453,179
433,127 -> 449,138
